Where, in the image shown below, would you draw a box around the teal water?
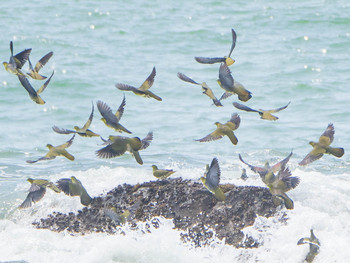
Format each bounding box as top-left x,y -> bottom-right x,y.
0,0 -> 349,262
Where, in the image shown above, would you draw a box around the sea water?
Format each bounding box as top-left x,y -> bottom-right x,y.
0,0 -> 349,262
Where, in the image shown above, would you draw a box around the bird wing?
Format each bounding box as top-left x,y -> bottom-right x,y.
139,66 -> 156,91
56,178 -> 72,195
267,101 -> 290,113
96,100 -> 120,124
96,140 -> 127,158
226,113 -> 241,130
82,102 -> 94,131
233,102 -> 259,113
218,62 -> 234,91
219,91 -> 233,101
206,157 -> 221,189
115,95 -> 126,121
228,28 -> 237,57
17,75 -> 37,97
130,149 -> 143,165
194,57 -> 225,64
276,166 -> 300,190
140,131 -> 153,150
319,123 -> 334,145
115,83 -> 138,92
37,71 -> 54,94
196,129 -> 223,142
238,154 -> 267,175
298,150 -> 323,166
177,72 -> 200,85
144,90 -> 162,101
225,130 -> 238,145
34,51 -> 53,73
26,156 -> 54,163
19,187 -> 46,208
52,125 -> 76,134
14,48 -> 32,69
270,152 -> 293,173
58,134 -> 75,149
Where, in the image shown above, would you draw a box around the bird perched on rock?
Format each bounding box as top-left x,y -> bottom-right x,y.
104,207 -> 130,225
53,102 -> 99,137
19,178 -> 61,209
200,157 -> 226,201
26,135 -> 75,163
297,229 -> 321,263
299,123 -> 344,166
266,166 -> 300,209
177,72 -> 222,106
217,62 -> 252,102
152,165 -> 176,179
56,176 -> 92,206
196,113 -> 241,145
97,131 -> 153,165
239,152 -> 293,185
17,71 -> 54,104
96,98 -> 132,134
27,51 -> 53,80
233,101 -> 290,121
3,41 -> 31,76
195,28 -> 236,66
115,67 -> 162,101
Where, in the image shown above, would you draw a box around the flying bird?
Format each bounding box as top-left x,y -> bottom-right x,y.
297,229 -> 321,263
266,166 -> 300,209
299,123 -> 344,166
233,101 -> 290,121
152,165 -> 176,179
200,157 -> 226,201
19,178 -> 61,209
27,51 -> 53,80
217,62 -> 252,102
26,135 -> 75,163
97,131 -> 153,165
196,113 -> 241,145
239,152 -> 293,184
96,98 -> 131,134
56,176 -> 92,206
115,67 -> 162,101
53,102 -> 99,137
177,72 -> 222,106
195,28 -> 237,66
17,71 -> 54,104
3,41 -> 31,76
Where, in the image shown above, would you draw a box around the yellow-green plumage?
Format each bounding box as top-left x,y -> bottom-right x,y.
3,41 -> 31,76
297,229 -> 321,263
27,51 -> 53,80
56,176 -> 92,206
152,165 -> 176,179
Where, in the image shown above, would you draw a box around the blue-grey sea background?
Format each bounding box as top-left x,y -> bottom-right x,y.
0,0 -> 349,262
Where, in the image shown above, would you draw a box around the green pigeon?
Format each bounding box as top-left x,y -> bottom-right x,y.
152,165 -> 176,179
26,135 -> 75,163
177,72 -> 222,106
19,178 -> 61,209
96,131 -> 153,165
297,229 -> 321,263
115,67 -> 162,101
3,41 -> 31,76
196,113 -> 241,145
299,123 -> 344,166
200,157 -> 226,201
96,97 -> 132,134
266,166 -> 300,209
56,176 -> 92,206
27,51 -> 53,80
233,101 -> 290,121
53,102 -> 99,137
17,71 -> 54,104
217,62 -> 252,102
239,152 -> 293,185
241,168 -> 248,181
104,207 -> 130,225
195,28 -> 236,66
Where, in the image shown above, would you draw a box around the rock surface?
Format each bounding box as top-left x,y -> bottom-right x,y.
34,178 -> 283,248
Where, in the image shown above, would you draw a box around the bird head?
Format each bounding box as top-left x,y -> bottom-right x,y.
73,126 -> 80,131
225,57 -> 235,66
70,176 -> 79,184
151,165 -> 158,171
214,121 -> 220,127
27,178 -> 34,184
309,141 -> 316,147
46,144 -> 54,149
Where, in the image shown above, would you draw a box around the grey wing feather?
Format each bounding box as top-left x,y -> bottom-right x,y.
35,51 -> 53,72
97,100 -> 119,124
18,75 -> 37,97
141,131 -> 153,150
233,102 -> 259,113
206,157 -> 221,189
52,125 -> 76,134
219,91 -> 233,101
115,83 -> 138,91
218,63 -> 234,90
196,133 -> 223,142
228,28 -> 237,57
56,178 -> 72,195
322,123 -> 335,143
195,57 -> 225,64
37,71 -> 54,94
177,72 -> 199,85
115,96 -> 126,121
19,187 -> 46,208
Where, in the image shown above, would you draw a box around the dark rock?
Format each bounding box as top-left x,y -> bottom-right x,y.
33,178 -> 284,247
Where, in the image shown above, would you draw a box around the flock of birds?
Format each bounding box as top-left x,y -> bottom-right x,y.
3,28 -> 343,262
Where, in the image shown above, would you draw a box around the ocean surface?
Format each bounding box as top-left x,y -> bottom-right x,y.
0,0 -> 349,262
